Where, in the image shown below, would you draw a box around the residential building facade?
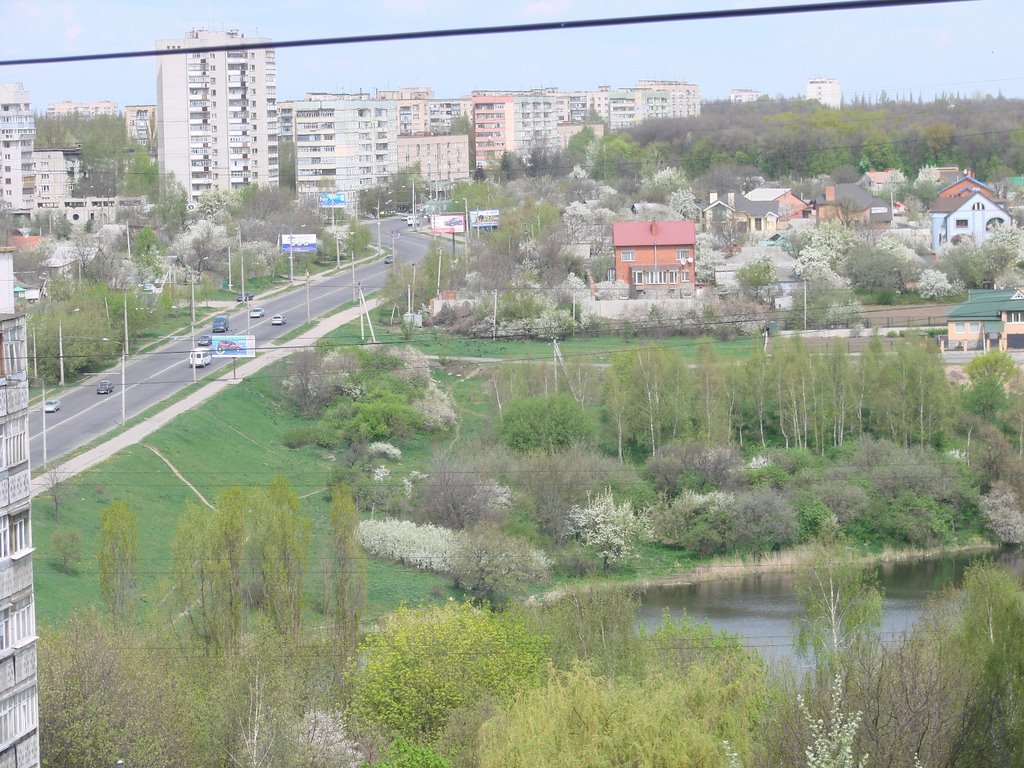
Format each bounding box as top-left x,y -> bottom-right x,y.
396,134 -> 470,190
929,191 -> 1010,252
612,220 -> 697,298
0,84 -> 34,212
156,29 -> 279,202
730,89 -> 764,103
806,77 -> 842,109
293,95 -> 398,207
124,105 -> 158,148
945,289 -> 1024,351
471,91 -> 558,168
634,80 -> 701,118
0,247 -> 39,768
555,121 -> 604,150
815,183 -> 891,227
45,100 -> 119,118
31,148 -> 81,201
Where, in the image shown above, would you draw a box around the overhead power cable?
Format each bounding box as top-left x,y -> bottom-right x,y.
0,0 -> 974,68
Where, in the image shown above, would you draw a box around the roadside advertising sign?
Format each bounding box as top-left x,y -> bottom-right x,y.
211,335 -> 256,358
280,234 -> 318,253
470,209 -> 500,229
318,192 -> 348,208
430,214 -> 466,235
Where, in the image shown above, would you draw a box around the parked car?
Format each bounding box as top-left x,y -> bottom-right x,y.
212,315 -> 230,333
271,314 -> 286,326
96,379 -> 114,395
383,255 -> 394,264
236,291 -> 255,302
249,306 -> 265,318
197,334 -> 213,347
141,282 -> 156,293
43,399 -> 61,413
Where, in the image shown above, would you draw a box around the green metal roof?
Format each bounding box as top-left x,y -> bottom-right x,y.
946,289 -> 1024,320
985,321 -> 1005,332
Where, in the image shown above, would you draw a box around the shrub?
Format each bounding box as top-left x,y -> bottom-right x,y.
795,499 -> 837,543
741,465 -> 790,489
649,491 -> 736,556
978,482 -> 1024,543
499,394 -> 595,453
730,489 -> 797,551
357,519 -> 459,572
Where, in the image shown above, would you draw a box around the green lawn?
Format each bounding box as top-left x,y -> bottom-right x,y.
326,315 -> 765,364
33,361 -> 466,628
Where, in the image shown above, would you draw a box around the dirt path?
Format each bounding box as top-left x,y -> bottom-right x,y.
145,444 -> 214,509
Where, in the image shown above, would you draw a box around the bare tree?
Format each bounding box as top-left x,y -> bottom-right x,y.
44,464 -> 72,525
416,449 -> 506,530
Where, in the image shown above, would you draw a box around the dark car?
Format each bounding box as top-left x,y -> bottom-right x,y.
197,334 -> 213,347
214,339 -> 243,354
212,315 -> 230,333
236,291 -> 255,302
96,379 -> 114,395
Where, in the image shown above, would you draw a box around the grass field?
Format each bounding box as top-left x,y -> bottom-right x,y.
324,314 -> 766,365
32,361 -> 469,628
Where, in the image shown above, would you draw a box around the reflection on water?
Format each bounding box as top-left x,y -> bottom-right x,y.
637,548 -> 1024,665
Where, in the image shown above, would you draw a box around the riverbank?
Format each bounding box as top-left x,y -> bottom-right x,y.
534,539 -> 1002,604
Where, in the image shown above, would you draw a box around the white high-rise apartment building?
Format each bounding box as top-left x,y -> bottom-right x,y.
156,29 -> 279,202
0,246 -> 39,768
807,77 -> 842,109
0,84 -> 35,212
293,95 -> 398,207
730,88 -> 764,103
634,80 -> 701,118
45,101 -> 119,118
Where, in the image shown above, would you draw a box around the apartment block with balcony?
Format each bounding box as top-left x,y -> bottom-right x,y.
124,105 -> 158,148
0,84 -> 35,213
45,100 -> 119,118
397,134 -> 470,191
0,247 -> 39,768
293,96 -> 398,209
471,91 -> 558,168
156,29 -> 279,202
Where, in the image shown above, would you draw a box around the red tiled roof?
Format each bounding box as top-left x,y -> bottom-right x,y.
612,220 -> 696,247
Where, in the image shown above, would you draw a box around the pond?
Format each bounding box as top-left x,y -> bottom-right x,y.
637,548 -> 1024,665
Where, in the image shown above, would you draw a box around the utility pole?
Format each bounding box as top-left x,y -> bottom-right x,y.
41,379 -> 47,468
242,247 -> 250,335
123,295 -> 129,357
305,270 -> 311,323
58,321 -> 65,387
359,285 -> 377,343
120,352 -> 126,425
492,289 -> 498,340
227,244 -> 232,292
803,280 -> 808,331
553,338 -> 558,392
31,329 -> 37,381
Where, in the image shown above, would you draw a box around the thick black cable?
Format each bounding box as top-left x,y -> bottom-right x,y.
0,0 -> 973,68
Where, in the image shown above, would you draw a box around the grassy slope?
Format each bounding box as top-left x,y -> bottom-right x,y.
33,363 -> 460,628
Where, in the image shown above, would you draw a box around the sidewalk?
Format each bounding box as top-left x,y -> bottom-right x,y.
31,298 -> 379,498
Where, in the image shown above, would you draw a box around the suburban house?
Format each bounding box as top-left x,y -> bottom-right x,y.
612,219 -> 697,298
815,183 -> 892,228
744,187 -> 809,219
929,190 -> 1011,251
936,176 -> 998,202
945,288 -> 1024,351
859,168 -> 906,195
702,193 -> 781,237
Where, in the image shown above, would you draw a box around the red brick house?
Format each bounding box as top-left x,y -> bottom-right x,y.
612,220 -> 697,297
937,176 -> 998,202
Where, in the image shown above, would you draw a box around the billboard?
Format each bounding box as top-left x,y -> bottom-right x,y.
211,335 -> 256,358
318,192 -> 347,208
470,209 -> 500,229
280,234 -> 318,253
430,214 -> 466,235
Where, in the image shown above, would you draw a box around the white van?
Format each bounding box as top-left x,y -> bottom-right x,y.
189,348 -> 212,368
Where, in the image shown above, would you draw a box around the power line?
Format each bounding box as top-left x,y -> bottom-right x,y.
0,0 -> 974,69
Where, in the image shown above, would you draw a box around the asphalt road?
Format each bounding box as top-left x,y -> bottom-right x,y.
29,216 -> 432,468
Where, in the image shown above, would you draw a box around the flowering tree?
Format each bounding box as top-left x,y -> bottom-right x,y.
668,187 -> 701,220
917,268 -> 957,299
695,233 -> 724,284
570,489 -> 649,573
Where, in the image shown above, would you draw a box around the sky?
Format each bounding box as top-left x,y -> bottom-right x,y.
1,0 -> 1022,110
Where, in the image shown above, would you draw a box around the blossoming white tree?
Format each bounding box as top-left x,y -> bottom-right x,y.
570,489 -> 649,573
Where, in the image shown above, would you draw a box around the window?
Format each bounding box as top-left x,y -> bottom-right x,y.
970,322 -> 980,332
955,218 -> 969,228
0,516 -> 8,559
11,514 -> 28,554
621,249 -> 635,262
631,269 -> 643,285
954,323 -> 965,333
1008,311 -> 1024,323
676,248 -> 690,262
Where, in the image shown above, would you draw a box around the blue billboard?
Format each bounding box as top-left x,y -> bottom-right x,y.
318,192 -> 347,208
280,234 -> 318,253
211,335 -> 256,358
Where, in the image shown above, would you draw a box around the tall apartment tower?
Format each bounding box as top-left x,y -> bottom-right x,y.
292,94 -> 398,209
0,247 -> 39,767
0,84 -> 35,212
807,77 -> 842,109
156,29 -> 279,202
